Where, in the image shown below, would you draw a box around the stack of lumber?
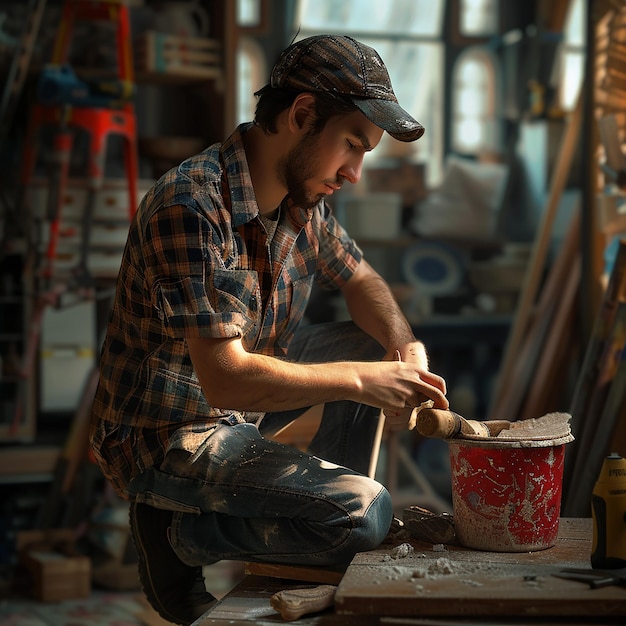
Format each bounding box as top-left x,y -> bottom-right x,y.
490,1 -> 626,517
562,1 -> 626,517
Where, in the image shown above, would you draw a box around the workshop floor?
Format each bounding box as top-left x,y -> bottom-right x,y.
0,561 -> 246,626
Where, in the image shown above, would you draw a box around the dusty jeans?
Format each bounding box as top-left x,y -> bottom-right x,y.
128,321 -> 392,567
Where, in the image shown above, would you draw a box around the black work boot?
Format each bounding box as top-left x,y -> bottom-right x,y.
129,502 -> 217,625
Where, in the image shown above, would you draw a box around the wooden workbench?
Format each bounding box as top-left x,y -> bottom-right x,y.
193,518 -> 626,624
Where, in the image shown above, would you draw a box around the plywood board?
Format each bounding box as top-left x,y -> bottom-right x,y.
335,519 -> 626,618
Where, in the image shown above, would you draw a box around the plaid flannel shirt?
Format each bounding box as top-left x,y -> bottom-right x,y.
90,123 -> 362,496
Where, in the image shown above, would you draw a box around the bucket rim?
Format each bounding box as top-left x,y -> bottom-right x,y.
447,432 -> 574,448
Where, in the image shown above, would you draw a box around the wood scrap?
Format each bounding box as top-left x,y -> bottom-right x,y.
270,585 -> 336,621
489,91 -> 583,421
490,202 -> 581,422
563,239 -> 626,513
608,347 -> 626,453
520,251 -> 581,420
578,302 -> 626,494
35,366 -> 100,529
565,301 -> 626,516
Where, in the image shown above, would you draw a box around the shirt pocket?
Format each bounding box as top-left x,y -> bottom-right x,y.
273,272 -> 314,354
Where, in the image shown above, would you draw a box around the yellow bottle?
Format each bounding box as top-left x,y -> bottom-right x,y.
591,452 -> 626,568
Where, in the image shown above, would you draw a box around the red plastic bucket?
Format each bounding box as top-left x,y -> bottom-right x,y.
448,435 -> 572,552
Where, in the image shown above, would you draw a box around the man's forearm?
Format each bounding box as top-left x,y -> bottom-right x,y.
188,335 -> 446,414
342,261 -> 416,353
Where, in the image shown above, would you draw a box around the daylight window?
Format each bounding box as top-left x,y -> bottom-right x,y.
459,0 -> 499,37
295,0 -> 445,185
559,0 -> 586,111
451,49 -> 498,154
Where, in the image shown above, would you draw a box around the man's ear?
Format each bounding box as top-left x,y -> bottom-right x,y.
288,93 -> 316,134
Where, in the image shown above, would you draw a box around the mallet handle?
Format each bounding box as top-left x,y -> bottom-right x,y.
416,408 -> 491,439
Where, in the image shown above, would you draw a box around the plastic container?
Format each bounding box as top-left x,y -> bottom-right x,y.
448,433 -> 573,552
591,452 -> 626,568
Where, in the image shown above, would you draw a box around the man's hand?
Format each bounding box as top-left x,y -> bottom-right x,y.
341,262 -> 448,417
381,343 -> 448,429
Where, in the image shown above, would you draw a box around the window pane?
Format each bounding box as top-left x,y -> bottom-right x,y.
459,88 -> 483,115
237,0 -> 262,27
297,0 -> 444,36
237,48 -> 254,123
459,59 -> 485,84
455,119 -> 484,151
561,51 -> 584,110
451,49 -> 497,154
558,0 -> 586,110
564,0 -> 586,47
362,38 -> 444,183
459,0 -> 499,37
236,38 -> 267,126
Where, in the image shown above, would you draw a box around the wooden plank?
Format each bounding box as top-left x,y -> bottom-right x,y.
0,445 -> 60,476
337,568 -> 626,618
35,366 -> 99,528
520,251 -> 581,420
536,0 -> 571,31
566,301 -> 626,516
198,521 -> 604,625
335,519 -> 626,618
489,206 -> 580,422
244,562 -> 345,585
608,349 -> 626,452
563,239 -> 626,514
489,92 -> 583,421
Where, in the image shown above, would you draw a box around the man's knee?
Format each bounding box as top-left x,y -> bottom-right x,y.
348,476 -> 393,550
364,482 -> 393,545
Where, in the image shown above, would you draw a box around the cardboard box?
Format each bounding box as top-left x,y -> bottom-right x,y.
342,193 -> 402,240
17,529 -> 91,602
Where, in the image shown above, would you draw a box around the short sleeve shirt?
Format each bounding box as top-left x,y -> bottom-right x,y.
90,123 -> 363,495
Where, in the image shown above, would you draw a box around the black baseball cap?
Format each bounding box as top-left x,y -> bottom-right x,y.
270,34 -> 425,142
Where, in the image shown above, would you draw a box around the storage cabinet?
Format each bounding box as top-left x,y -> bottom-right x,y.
133,0 -> 237,176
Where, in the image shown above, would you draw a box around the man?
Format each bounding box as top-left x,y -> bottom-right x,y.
90,34 -> 448,625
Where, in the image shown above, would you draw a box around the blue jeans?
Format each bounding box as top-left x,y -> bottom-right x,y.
128,322 -> 392,567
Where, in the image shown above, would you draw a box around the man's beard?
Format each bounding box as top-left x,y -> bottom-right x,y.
278,131 -> 326,210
